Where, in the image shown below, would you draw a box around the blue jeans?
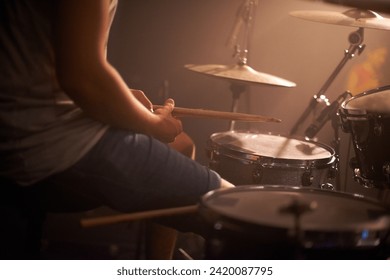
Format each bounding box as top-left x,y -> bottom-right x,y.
44,128 -> 221,213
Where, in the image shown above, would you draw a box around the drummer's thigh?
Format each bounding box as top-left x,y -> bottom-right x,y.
45,129 -> 219,212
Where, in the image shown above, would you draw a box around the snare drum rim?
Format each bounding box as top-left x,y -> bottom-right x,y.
208,130 -> 336,168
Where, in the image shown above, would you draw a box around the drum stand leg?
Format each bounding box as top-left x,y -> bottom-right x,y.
290,28 -> 365,136
331,112 -> 342,191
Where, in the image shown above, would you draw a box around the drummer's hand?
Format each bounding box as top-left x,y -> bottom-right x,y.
130,89 -> 153,111
152,98 -> 183,143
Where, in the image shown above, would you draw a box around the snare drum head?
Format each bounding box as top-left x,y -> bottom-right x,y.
201,186 -> 390,232
343,86 -> 390,115
209,131 -> 332,160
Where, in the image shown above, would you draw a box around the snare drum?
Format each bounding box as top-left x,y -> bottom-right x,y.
207,131 -> 336,189
199,185 -> 390,259
339,85 -> 390,188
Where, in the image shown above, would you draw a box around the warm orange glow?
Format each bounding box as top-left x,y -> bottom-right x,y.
347,47 -> 388,95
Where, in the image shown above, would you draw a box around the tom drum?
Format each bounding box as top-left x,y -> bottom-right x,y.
339,85 -> 390,188
199,185 -> 390,259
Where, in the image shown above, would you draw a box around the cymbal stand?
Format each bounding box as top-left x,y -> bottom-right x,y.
290,27 -> 366,136
227,0 -> 258,130
229,83 -> 247,130
279,199 -> 317,259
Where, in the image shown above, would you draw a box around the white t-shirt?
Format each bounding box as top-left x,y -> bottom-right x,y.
0,0 -> 118,185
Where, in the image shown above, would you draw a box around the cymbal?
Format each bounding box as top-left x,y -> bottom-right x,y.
324,0 -> 390,14
290,8 -> 390,30
185,63 -> 296,87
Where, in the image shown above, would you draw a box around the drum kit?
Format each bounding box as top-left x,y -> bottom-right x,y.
190,0 -> 390,259
81,1 -> 390,259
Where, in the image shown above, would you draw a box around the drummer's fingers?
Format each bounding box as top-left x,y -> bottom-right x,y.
163,98 -> 175,113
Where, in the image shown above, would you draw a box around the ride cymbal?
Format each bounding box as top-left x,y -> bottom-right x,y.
290,8 -> 390,30
185,63 -> 296,87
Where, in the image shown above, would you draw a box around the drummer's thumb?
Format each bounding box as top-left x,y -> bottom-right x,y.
164,98 -> 175,111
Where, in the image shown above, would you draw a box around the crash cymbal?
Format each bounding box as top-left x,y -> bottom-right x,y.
185,63 -> 296,87
290,8 -> 390,30
324,0 -> 390,14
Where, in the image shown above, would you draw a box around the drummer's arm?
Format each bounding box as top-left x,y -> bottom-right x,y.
54,0 -> 235,189
54,0 -> 181,143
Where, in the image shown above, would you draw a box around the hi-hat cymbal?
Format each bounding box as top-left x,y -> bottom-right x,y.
290,8 -> 390,30
185,63 -> 296,87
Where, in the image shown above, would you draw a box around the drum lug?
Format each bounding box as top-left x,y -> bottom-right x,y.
383,162 -> 390,184
208,149 -> 220,171
353,168 -> 375,188
301,167 -> 313,186
320,183 -> 335,191
373,117 -> 383,136
328,164 -> 338,180
252,164 -> 263,184
209,159 -> 219,171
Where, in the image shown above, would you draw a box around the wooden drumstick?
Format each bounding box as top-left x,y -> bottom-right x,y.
153,105 -> 281,123
80,205 -> 198,228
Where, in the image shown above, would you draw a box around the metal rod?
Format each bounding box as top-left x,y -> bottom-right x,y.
290,28 -> 365,136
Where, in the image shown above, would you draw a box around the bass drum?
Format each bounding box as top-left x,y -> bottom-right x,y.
199,185 -> 390,259
207,131 -> 337,190
339,85 -> 390,188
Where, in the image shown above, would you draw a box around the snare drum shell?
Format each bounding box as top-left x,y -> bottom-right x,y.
207,131 -> 336,189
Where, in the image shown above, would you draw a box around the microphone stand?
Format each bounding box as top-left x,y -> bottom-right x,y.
290,27 -> 366,136
304,90 -> 351,190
